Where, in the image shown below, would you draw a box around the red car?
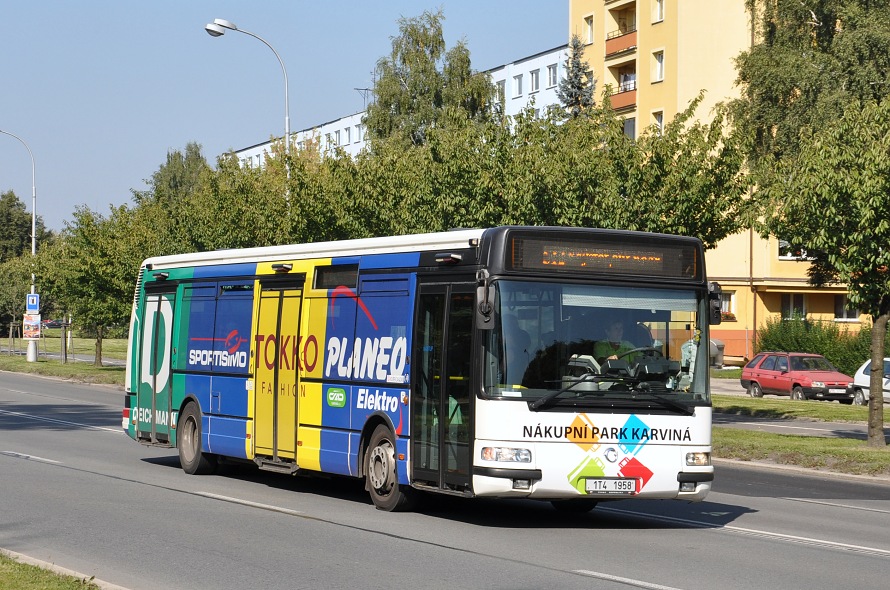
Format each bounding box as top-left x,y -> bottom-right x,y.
740,352 -> 854,403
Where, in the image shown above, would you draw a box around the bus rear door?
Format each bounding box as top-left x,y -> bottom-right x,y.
135,286 -> 176,444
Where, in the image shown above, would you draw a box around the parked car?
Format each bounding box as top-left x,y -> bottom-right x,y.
740,352 -> 855,403
850,358 -> 890,406
41,319 -> 63,329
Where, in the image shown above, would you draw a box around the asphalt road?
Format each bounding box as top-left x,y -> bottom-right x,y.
2,372 -> 889,590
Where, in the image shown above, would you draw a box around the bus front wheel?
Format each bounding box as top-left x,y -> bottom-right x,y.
178,403 -> 217,475
365,425 -> 414,512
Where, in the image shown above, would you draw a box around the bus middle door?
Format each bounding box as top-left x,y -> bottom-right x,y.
253,276 -> 304,468
411,284 -> 474,493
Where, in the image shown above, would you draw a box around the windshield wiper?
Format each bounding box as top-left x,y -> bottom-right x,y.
629,389 -> 695,415
529,374 -> 601,411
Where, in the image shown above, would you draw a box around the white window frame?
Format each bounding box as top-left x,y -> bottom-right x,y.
653,50 -> 665,83
344,126 -> 351,144
653,0 -> 665,23
584,15 -> 594,44
530,69 -> 540,93
834,295 -> 860,322
781,293 -> 807,320
653,110 -> 664,134
547,64 -> 558,88
513,74 -> 523,97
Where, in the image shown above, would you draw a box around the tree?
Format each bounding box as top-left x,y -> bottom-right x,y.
363,9 -> 495,146
729,0 -> 890,176
0,190 -> 51,262
761,99 -> 890,447
556,34 -> 596,118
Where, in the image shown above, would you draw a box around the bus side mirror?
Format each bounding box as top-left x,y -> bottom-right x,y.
708,282 -> 722,325
476,269 -> 494,330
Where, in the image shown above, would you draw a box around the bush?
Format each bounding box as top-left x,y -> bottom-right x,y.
756,317 -> 884,376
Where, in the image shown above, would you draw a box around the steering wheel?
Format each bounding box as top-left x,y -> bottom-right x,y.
616,346 -> 663,360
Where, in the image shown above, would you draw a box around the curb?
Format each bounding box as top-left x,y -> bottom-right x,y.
0,548 -> 130,590
713,457 -> 890,483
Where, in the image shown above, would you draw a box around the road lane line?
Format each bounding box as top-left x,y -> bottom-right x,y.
573,570 -> 686,590
195,492 -> 305,516
1,451 -> 61,464
0,408 -> 122,433
600,506 -> 890,558
781,497 -> 890,515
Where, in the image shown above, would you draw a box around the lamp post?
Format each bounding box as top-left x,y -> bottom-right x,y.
0,129 -> 38,362
205,18 -> 291,201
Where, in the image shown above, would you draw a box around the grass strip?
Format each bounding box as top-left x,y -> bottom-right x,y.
0,552 -> 101,589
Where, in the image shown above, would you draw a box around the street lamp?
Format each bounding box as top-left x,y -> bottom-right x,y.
0,129 -> 38,363
205,18 -> 291,199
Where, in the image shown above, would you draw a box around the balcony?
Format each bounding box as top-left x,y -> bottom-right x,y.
605,28 -> 637,58
610,80 -> 637,110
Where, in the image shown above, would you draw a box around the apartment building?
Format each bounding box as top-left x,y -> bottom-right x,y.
234,45 -> 568,167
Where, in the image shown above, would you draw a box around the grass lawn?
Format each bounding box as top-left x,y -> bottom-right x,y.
0,552 -> 101,589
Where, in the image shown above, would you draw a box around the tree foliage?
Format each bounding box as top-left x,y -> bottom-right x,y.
363,9 -> 495,146
0,190 -> 51,262
729,0 -> 890,174
557,34 -> 596,118
761,99 -> 890,446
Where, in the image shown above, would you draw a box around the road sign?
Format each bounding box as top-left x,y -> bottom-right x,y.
26,293 -> 40,313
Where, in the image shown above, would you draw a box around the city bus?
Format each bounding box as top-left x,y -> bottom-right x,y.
123,226 -> 721,512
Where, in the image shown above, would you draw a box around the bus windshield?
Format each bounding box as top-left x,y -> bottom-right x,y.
482,280 -> 711,409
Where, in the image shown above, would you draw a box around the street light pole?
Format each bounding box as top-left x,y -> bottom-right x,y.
205,18 -> 291,204
0,129 -> 38,362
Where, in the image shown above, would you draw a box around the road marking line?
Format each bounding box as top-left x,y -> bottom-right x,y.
573,570 -> 686,590
601,506 -> 890,558
0,408 -> 122,433
1,451 -> 61,464
781,497 -> 890,515
196,492 -> 305,516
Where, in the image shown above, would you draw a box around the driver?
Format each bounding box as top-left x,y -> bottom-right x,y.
593,319 -> 636,364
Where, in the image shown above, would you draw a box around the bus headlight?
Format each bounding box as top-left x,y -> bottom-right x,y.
481,447 -> 532,462
686,452 -> 711,466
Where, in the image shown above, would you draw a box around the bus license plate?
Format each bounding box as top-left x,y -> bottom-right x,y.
585,477 -> 637,494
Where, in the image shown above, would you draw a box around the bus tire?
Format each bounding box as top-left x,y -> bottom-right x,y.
551,499 -> 598,513
365,425 -> 414,512
178,402 -> 217,475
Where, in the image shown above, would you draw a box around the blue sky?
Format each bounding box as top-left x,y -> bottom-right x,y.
0,1 -> 567,231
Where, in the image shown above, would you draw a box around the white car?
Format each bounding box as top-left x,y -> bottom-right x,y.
850,358 -> 890,406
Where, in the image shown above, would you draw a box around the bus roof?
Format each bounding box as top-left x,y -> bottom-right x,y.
141,228 -> 486,270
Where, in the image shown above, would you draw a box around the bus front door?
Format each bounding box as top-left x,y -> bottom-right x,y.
136,288 -> 176,444
411,285 -> 473,493
253,278 -> 304,466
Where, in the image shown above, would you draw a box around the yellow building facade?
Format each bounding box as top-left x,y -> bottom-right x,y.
567,0 -> 862,363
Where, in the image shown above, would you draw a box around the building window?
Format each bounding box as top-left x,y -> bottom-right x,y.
334,130 -> 341,146
344,126 -> 351,144
720,291 -> 736,321
653,51 -> 664,82
496,79 -> 506,102
653,111 -> 664,134
781,294 -> 806,320
623,117 -> 636,139
530,69 -> 540,93
778,239 -> 811,260
584,15 -> 594,44
513,74 -> 523,97
547,64 -> 558,87
355,124 -> 363,143
834,295 -> 860,321
653,0 -> 665,23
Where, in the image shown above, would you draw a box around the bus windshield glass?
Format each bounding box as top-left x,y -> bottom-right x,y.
482,280 -> 711,409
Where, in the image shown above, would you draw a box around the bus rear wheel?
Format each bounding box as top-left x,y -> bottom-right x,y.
365,425 -> 414,512
178,403 -> 217,475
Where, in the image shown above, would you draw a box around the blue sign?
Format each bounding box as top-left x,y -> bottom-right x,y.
26,294 -> 40,313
